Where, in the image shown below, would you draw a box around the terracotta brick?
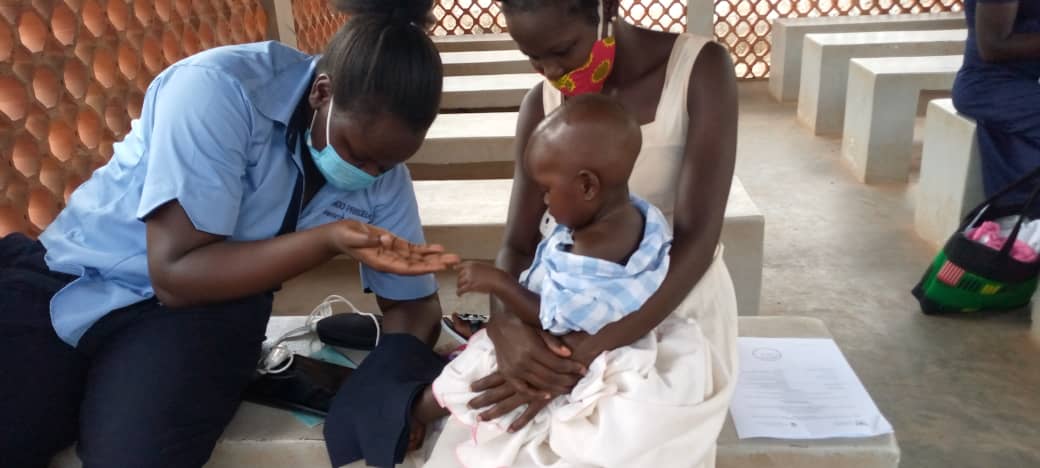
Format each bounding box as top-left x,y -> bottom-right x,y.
0,0 -> 268,236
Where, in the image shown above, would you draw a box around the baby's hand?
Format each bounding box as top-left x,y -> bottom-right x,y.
455,261 -> 508,295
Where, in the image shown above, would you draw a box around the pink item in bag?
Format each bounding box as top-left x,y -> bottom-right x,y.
967,221 -> 1040,263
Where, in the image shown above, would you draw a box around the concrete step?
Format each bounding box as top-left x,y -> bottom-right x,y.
433,33 -> 516,53
53,316 -> 899,468
411,112 -> 517,168
769,12 -> 965,102
796,28 -> 965,136
841,55 -> 963,184
441,73 -> 542,111
413,178 -> 513,260
442,50 -> 531,76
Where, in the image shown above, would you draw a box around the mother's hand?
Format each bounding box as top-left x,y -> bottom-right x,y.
485,312 -> 586,398
465,315 -> 588,432
467,372 -> 553,433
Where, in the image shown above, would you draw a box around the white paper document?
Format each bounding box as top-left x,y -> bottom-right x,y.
730,337 -> 893,440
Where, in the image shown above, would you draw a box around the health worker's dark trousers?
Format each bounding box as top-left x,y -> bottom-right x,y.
0,233 -> 272,468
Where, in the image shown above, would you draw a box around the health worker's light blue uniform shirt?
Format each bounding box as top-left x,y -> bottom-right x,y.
39,42 -> 436,346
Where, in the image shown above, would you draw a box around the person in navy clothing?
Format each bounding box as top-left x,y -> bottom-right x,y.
953,0 -> 1040,207
0,0 -> 458,466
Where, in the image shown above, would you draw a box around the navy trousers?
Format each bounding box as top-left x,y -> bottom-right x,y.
953,65 -> 1040,214
0,233 -> 271,468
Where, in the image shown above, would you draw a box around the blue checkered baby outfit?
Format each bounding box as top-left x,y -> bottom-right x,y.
519,196 -> 672,335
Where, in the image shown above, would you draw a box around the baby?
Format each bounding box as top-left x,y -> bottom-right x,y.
407,94 -> 702,466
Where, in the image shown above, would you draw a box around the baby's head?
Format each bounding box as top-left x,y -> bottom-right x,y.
525,93 -> 642,230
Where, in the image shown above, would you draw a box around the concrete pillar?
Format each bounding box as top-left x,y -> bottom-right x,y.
260,0 -> 297,49
687,0 -> 715,38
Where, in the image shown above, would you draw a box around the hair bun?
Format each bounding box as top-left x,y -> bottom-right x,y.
331,0 -> 435,27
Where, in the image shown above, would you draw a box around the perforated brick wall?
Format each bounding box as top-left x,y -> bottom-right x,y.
291,0 -> 347,53
290,0 -> 687,50
2,0 -> 968,236
0,0 -> 268,236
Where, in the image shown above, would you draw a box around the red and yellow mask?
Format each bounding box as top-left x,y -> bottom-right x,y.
549,2 -> 616,97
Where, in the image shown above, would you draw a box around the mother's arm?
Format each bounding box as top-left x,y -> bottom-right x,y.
577,41 -> 737,359
483,82 -> 588,397
975,1 -> 1040,63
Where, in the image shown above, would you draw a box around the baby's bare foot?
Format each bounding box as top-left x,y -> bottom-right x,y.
408,385 -> 449,452
407,415 -> 426,452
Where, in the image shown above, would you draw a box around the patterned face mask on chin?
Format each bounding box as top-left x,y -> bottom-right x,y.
550,1 -> 616,97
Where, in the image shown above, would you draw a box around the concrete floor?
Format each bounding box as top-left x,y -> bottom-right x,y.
274,81 -> 1040,467
735,81 -> 1040,468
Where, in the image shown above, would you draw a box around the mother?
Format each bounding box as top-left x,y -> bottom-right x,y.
952,0 -> 1040,205
425,0 -> 740,465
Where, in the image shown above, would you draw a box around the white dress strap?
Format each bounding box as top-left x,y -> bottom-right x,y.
651,33 -> 711,139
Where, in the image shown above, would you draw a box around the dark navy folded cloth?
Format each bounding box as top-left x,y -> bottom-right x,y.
324,333 -> 445,468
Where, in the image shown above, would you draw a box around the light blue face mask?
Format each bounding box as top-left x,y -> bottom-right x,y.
306,96 -> 378,192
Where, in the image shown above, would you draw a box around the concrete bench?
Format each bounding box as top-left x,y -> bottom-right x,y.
722,177 -> 765,318
769,12 -> 965,102
412,177 -> 763,316
841,55 -> 963,184
719,316 -> 901,468
914,99 -> 983,249
54,316 -> 897,467
796,29 -> 966,136
441,73 -> 542,111
433,32 -> 516,53
442,50 -> 531,76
